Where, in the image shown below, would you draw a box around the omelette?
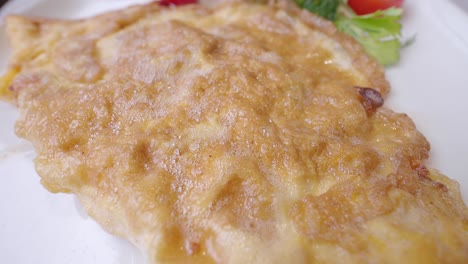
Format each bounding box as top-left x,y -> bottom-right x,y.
0,1 -> 467,263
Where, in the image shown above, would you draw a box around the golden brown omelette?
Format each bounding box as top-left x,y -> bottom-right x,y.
1,1 -> 467,263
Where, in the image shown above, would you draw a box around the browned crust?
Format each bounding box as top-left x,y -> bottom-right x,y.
0,0 -> 389,103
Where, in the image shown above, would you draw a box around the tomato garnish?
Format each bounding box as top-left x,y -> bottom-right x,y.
348,0 -> 403,15
158,0 -> 197,6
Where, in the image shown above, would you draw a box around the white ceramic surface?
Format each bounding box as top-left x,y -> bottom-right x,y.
0,0 -> 467,263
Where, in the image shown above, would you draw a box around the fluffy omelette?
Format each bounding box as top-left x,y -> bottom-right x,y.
0,1 -> 467,263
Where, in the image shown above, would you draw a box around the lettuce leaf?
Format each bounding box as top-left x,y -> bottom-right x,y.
335,8 -> 403,65
295,0 -> 340,21
295,0 -> 404,66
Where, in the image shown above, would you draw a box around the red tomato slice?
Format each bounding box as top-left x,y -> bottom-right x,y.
159,0 -> 197,6
348,0 -> 403,15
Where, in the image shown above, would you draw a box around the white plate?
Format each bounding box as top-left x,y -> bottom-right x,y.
0,0 -> 467,263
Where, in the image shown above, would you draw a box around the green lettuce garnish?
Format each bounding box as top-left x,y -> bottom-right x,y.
296,1 -> 404,66
335,7 -> 402,65
294,0 -> 340,21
